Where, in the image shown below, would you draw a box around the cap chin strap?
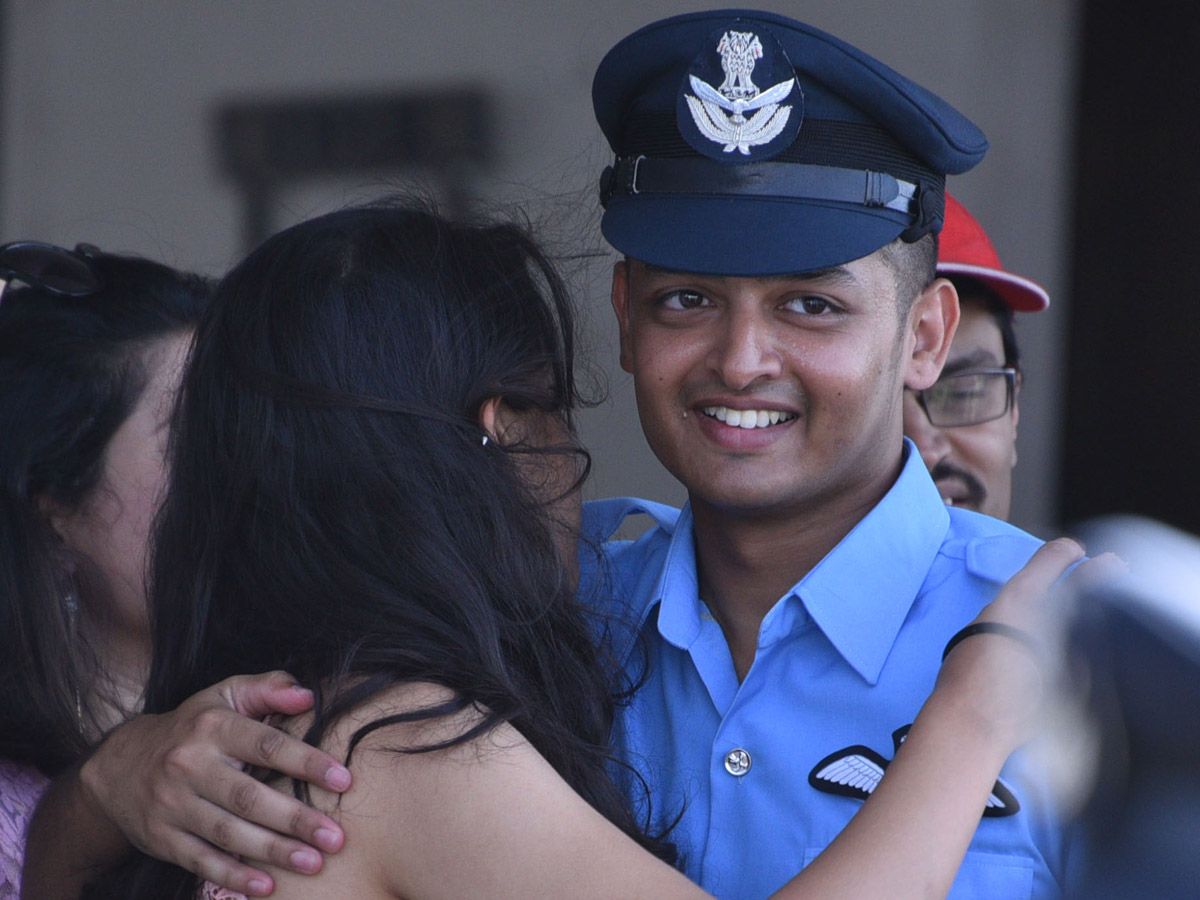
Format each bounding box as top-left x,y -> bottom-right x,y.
600,155 -> 945,243
602,153 -> 913,208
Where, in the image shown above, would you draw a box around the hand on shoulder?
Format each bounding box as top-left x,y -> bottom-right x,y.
78,671 -> 350,896
938,538 -> 1127,750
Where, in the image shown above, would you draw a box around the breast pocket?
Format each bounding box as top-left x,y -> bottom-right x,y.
947,851 -> 1035,900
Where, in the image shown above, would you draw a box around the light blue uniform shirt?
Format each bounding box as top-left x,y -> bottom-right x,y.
582,442 -> 1068,900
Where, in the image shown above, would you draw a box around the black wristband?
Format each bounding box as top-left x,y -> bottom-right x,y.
941,622 -> 1039,662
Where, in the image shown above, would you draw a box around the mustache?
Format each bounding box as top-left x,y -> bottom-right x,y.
929,461 -> 987,504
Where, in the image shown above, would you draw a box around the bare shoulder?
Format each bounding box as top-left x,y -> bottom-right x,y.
277,680 -> 519,805
264,681 -> 543,899
267,680 -> 708,900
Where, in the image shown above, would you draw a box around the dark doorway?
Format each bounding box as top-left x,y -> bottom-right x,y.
1063,1 -> 1200,535
215,89 -> 493,253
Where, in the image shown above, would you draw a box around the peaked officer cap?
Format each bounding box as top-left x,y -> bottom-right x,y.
594,9 -> 989,275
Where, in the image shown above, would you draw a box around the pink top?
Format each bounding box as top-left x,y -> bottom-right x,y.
1,758 -> 248,900
197,883 -> 250,900
0,757 -> 50,899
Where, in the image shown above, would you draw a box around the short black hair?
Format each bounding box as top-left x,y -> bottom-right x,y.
878,231 -> 939,319
949,274 -> 1021,371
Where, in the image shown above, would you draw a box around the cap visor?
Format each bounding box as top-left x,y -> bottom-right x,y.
938,261 -> 1050,312
602,195 -> 910,276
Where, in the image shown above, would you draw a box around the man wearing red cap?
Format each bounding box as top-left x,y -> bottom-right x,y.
904,194 -> 1050,521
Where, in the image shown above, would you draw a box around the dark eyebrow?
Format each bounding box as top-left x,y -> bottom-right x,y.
788,266 -> 858,288
942,349 -> 1004,374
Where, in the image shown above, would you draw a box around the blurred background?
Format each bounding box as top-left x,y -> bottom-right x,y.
2,0 -> 1196,540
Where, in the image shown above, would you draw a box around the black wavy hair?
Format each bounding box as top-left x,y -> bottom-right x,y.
949,274 -> 1021,372
115,202 -> 672,897
0,248 -> 213,775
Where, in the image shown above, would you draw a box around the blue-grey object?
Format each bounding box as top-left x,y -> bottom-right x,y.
593,9 -> 989,275
1065,516 -> 1200,900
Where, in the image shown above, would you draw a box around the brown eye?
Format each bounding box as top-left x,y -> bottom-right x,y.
661,290 -> 711,310
784,295 -> 835,315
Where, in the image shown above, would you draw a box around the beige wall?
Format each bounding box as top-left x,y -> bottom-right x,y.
1,0 -> 1079,534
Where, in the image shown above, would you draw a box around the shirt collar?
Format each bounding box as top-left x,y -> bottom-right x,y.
653,504 -> 707,646
795,441 -> 949,683
647,440 -> 949,683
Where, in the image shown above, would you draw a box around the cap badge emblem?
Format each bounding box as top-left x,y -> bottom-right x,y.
680,30 -> 800,158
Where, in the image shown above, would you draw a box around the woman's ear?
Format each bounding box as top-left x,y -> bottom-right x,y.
478,396 -> 502,444
904,277 -> 960,391
35,493 -> 71,544
477,396 -> 524,446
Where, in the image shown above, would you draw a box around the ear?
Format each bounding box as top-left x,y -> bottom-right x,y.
35,493 -> 72,544
476,396 -> 523,446
1010,372 -> 1022,466
903,277 -> 959,391
610,259 -> 635,375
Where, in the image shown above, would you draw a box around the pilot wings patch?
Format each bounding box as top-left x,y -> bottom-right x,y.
808,725 -> 1020,817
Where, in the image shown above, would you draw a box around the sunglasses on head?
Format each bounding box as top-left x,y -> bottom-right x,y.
0,241 -> 104,306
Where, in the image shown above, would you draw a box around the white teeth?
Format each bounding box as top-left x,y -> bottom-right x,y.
943,497 -> 955,507
702,406 -> 796,429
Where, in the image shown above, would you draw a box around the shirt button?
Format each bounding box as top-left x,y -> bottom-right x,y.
724,748 -> 752,776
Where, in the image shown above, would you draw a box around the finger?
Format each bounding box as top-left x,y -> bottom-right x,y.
217,671 -> 317,719
201,767 -> 345,854
1064,550 -> 1128,595
185,794 -> 335,876
998,537 -> 1087,599
199,707 -> 351,794
168,830 -> 279,896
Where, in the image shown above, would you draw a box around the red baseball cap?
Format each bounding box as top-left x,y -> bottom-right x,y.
937,193 -> 1049,312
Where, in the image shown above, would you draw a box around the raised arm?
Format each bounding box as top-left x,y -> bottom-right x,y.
22,672 -> 351,900
780,538 -> 1124,899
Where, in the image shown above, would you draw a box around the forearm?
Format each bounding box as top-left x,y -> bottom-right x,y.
775,684 -> 1012,900
22,755 -> 132,900
767,543 -> 1090,900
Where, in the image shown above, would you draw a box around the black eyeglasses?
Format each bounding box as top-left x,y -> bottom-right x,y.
0,241 -> 103,306
913,368 -> 1017,428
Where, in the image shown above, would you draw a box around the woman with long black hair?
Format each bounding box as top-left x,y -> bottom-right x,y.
0,243 -> 212,893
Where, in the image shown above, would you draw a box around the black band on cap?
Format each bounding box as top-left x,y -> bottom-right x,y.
609,155 -> 918,215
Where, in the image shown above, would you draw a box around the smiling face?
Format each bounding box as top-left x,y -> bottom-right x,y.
611,250 -> 956,525
50,331 -> 192,639
903,295 -> 1020,519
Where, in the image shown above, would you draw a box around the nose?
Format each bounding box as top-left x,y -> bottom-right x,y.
707,306 -> 782,390
902,390 -> 951,471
